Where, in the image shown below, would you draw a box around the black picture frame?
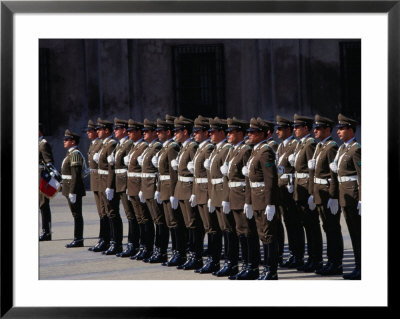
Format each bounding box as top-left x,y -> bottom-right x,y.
1,0 -> 395,317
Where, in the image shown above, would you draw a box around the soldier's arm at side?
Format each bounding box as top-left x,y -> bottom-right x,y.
261,148 -> 278,206
168,144 -> 180,196
306,141 -> 316,195
353,145 -> 361,201
327,143 -> 339,199
70,152 -> 83,195
107,142 -> 117,189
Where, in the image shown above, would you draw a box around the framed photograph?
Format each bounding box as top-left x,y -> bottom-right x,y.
1,0 -> 395,316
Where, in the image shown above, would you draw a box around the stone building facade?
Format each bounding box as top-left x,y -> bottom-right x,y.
39,39 -> 361,178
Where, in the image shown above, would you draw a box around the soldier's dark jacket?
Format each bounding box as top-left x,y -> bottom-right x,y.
88,137 -> 102,192
61,147 -> 86,197
156,138 -> 180,201
113,136 -> 133,193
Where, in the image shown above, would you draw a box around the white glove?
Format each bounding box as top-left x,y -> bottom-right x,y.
241,165 -> 249,177
93,152 -> 100,163
187,161 -> 194,174
308,195 -> 316,211
151,155 -> 159,168
204,158 -> 211,170
170,196 -> 179,210
137,155 -> 144,167
286,183 -> 294,193
138,191 -> 145,203
171,159 -> 178,170
308,159 -> 316,170
222,201 -> 230,214
220,163 -> 229,176
107,154 -> 115,166
105,188 -> 114,201
357,201 -> 361,216
244,203 -> 254,219
154,191 -> 162,204
189,194 -> 197,207
265,205 -> 276,221
123,155 -> 130,166
329,161 -> 338,173
288,154 -> 295,166
327,198 -> 339,215
68,193 -> 76,204
207,198 -> 215,213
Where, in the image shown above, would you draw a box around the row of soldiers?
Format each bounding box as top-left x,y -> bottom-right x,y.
38,113 -> 361,280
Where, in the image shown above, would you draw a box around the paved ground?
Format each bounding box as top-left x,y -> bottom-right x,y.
39,191 -> 356,280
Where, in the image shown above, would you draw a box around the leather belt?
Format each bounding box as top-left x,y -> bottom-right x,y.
178,175 -> 194,182
211,178 -> 224,185
338,175 -> 358,183
159,175 -> 171,181
229,181 -> 246,188
127,172 -> 142,178
62,175 -> 72,180
294,172 -> 309,179
279,173 -> 293,179
314,177 -> 331,185
142,172 -> 157,178
98,169 -> 109,175
250,181 -> 265,188
115,169 -> 127,174
195,178 -> 208,184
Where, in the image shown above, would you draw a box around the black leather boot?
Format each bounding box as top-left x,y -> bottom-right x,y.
117,219 -> 139,257
148,224 -> 169,264
165,227 -> 187,266
258,266 -> 278,280
213,231 -> 239,277
66,216 -> 84,248
343,266 -> 361,280
40,204 -> 52,241
318,261 -> 343,276
136,221 -> 154,260
196,232 -> 220,274
258,242 -> 278,280
103,217 -> 123,255
182,229 -> 203,270
39,231 -> 52,241
65,238 -> 84,248
229,235 -> 248,279
236,236 -> 260,280
131,223 -> 146,259
92,217 -> 110,252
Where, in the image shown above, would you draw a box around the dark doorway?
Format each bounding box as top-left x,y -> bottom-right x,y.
172,44 -> 225,119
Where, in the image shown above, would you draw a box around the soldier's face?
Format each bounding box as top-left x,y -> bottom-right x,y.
63,138 -> 75,149
87,129 -> 97,140
143,130 -> 157,142
337,126 -> 354,142
193,129 -> 208,143
156,129 -> 168,142
210,129 -> 225,143
276,127 -> 291,140
247,131 -> 263,144
314,126 -> 331,140
128,129 -> 142,141
174,129 -> 186,143
227,129 -> 243,145
96,128 -> 105,139
114,127 -> 127,140
293,125 -> 308,138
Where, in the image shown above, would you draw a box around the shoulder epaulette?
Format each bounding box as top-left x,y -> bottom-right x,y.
108,139 -> 117,145
353,142 -> 361,149
207,143 -> 214,149
169,142 -> 179,148
268,140 -> 278,146
40,139 -> 47,144
190,142 -> 198,147
223,143 -> 232,149
261,144 -> 272,150
329,141 -> 338,146
70,150 -> 83,166
307,137 -> 316,144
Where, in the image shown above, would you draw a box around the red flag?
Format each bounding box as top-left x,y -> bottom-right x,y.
40,170 -> 61,199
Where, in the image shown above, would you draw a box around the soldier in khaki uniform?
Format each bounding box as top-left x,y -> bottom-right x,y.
153,115 -> 187,267
244,117 -> 280,280
86,120 -> 109,252
189,115 -> 222,274
39,124 -> 57,241
139,119 -> 169,263
111,118 -> 140,258
309,115 -> 343,276
205,117 -> 238,278
223,118 -> 261,280
125,120 -> 155,261
173,116 -> 203,270
95,118 -> 122,255
275,116 -> 305,269
331,114 -> 361,280
61,130 -> 86,248
289,114 -> 323,273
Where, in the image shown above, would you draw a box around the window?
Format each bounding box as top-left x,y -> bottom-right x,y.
172,44 -> 225,119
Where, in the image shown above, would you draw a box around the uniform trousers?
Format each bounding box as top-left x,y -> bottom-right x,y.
198,204 -> 220,234
93,190 -> 107,218
179,200 -> 202,229
100,191 -> 123,244
342,205 -> 361,268
39,197 -> 52,233
277,185 -> 305,259
296,201 -> 323,262
130,195 -> 152,224
66,195 -> 84,239
317,203 -> 343,264
163,201 -> 185,229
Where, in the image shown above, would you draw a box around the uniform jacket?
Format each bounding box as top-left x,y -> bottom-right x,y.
245,140 -> 278,210
157,139 -> 180,201
209,139 -> 231,207
61,147 -> 86,197
174,138 -> 198,200
276,136 -> 298,187
87,138 -> 102,192
39,137 -> 55,205
113,137 -> 133,193
140,139 -> 162,200
310,137 -> 339,205
226,141 -> 252,210
192,139 -> 214,205
97,136 -> 117,192
127,138 -> 148,196
336,139 -> 361,207
293,135 -> 316,202
266,138 -> 279,153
